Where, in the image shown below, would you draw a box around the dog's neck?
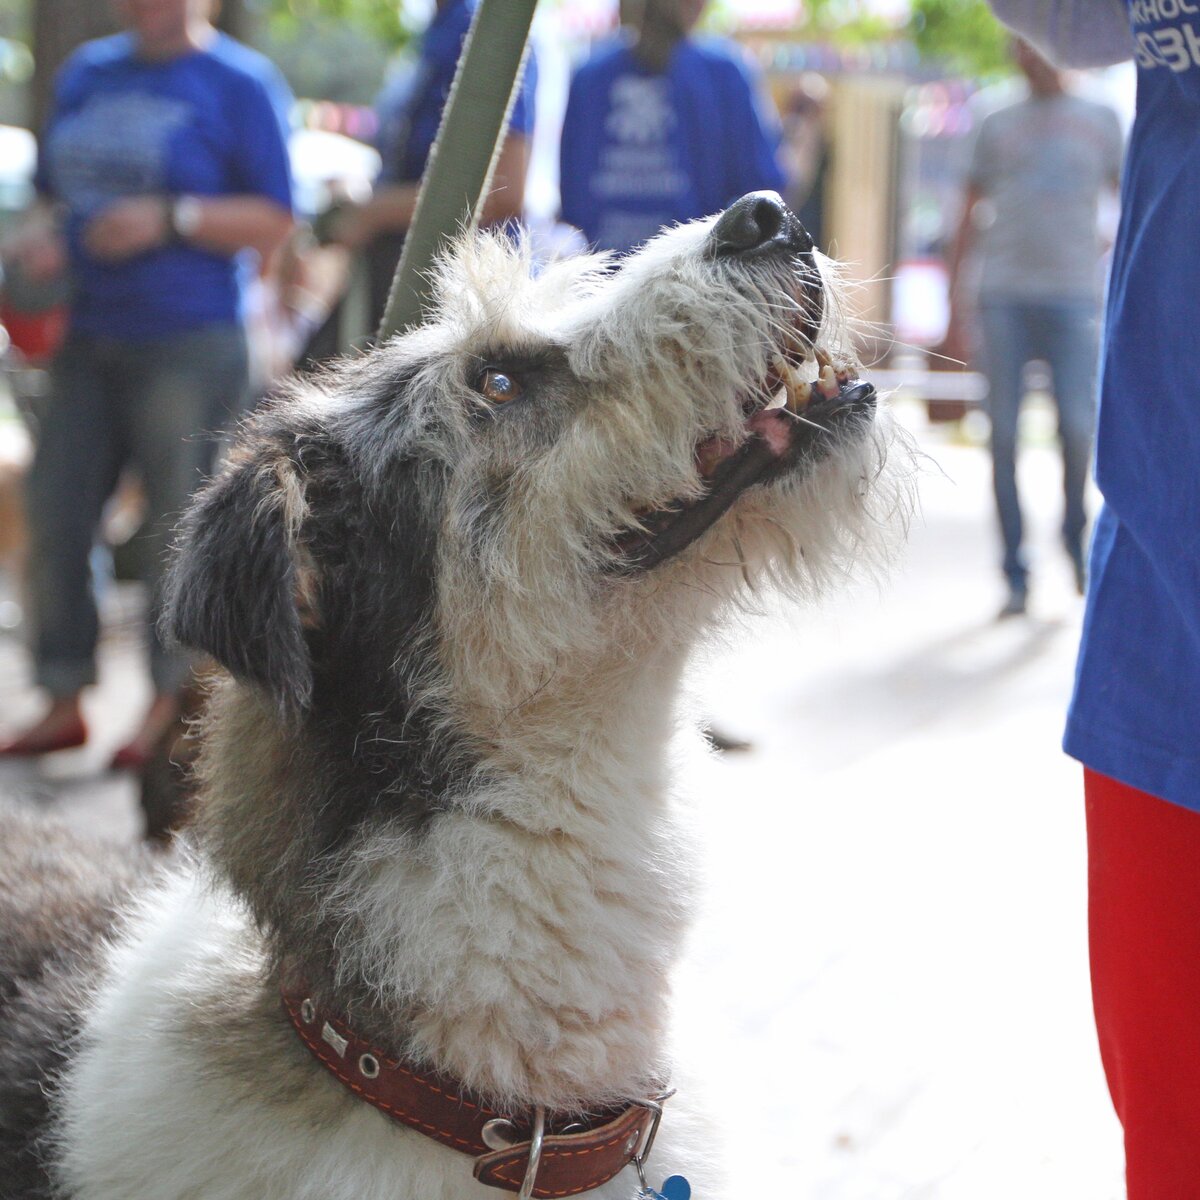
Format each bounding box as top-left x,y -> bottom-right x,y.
462,647 -> 688,826
193,650 -> 695,1111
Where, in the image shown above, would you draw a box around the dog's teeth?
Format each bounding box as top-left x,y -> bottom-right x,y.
786,380 -> 812,412
768,357 -> 809,413
818,364 -> 839,399
784,359 -> 810,390
770,356 -> 811,413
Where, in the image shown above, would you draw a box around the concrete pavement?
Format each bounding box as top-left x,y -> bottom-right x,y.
0,396 -> 1125,1197
683,397 -> 1122,1197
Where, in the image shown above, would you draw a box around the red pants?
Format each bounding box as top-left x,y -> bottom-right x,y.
1085,768 -> 1200,1198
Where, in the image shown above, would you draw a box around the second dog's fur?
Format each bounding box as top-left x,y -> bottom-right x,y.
0,194 -> 911,1199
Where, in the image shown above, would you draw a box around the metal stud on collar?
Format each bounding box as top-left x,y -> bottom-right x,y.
481,1118 -> 519,1151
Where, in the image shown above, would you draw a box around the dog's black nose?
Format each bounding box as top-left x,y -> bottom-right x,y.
710,192 -> 813,258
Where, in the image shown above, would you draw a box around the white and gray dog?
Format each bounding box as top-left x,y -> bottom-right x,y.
0,193 -> 911,1200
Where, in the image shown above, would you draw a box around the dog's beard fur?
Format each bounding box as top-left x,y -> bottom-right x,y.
31,205 -> 914,1198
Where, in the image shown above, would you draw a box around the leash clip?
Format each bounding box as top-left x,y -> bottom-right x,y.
630,1088 -> 676,1197
517,1105 -> 546,1200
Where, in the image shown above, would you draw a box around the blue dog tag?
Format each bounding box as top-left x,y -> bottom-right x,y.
642,1176 -> 691,1200
658,1176 -> 691,1200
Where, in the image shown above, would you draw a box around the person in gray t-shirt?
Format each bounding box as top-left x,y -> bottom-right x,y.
947,37 -> 1123,617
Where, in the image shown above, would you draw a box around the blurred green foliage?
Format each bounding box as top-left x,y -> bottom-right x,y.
256,0 -> 415,104
0,0 -> 25,40
258,0 -> 1016,99
6,0 -> 1016,109
263,0 -> 415,47
718,0 -> 1013,79
908,0 -> 1013,77
784,0 -> 903,42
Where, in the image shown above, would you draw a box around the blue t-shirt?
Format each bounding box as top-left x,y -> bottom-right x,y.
559,36 -> 786,254
1060,2 -> 1200,811
37,32 -> 294,341
374,0 -> 537,186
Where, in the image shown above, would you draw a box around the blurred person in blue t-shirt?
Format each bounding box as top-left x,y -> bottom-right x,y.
559,0 -> 786,255
330,0 -> 537,331
0,0 -> 294,768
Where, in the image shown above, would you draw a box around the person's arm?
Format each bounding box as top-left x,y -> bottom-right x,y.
334,183 -> 418,250
335,130 -> 530,250
940,108 -> 996,364
987,0 -> 1132,67
946,182 -> 982,289
83,194 -> 293,263
941,181 -> 984,364
478,130 -> 530,226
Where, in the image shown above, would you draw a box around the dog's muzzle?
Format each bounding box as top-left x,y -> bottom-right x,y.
709,190 -> 823,339
611,191 -> 876,574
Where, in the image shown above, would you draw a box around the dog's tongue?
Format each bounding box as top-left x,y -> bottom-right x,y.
746,408 -> 793,455
625,435 -> 780,570
695,411 -> 792,479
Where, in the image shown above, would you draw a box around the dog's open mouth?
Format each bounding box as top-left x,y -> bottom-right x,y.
612,306 -> 876,574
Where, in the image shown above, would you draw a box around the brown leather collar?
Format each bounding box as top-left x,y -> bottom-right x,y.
281,981 -> 666,1197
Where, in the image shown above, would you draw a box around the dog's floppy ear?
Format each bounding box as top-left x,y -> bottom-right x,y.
162,446 -> 314,718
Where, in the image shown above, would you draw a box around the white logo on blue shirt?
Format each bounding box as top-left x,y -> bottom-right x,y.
49,91 -> 191,218
1128,0 -> 1200,71
604,76 -> 676,144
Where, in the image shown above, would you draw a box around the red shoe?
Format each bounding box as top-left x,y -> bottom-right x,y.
0,716 -> 88,757
109,693 -> 185,773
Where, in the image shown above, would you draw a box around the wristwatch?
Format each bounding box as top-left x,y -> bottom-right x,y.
170,195 -> 204,242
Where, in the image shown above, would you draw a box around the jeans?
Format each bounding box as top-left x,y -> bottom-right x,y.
978,298 -> 1098,591
25,324 -> 248,696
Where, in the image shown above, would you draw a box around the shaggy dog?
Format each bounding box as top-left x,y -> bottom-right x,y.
0,192 -> 910,1199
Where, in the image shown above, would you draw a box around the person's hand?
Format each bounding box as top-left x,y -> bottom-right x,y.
325,201 -> 376,252
83,196 -> 170,262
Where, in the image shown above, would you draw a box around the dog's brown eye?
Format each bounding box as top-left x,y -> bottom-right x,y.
478,369 -> 522,404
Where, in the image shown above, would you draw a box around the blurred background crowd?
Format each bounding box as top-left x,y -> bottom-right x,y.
0,0 -> 1132,760
0,4 -> 1140,1192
